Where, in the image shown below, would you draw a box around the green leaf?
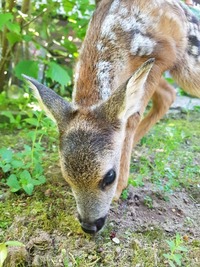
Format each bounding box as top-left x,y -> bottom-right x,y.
14,60 -> 39,79
1,111 -> 15,123
0,243 -> 8,267
23,34 -> 32,42
63,1 -> 74,13
34,163 -> 44,175
169,261 -> 176,267
24,145 -> 32,152
19,170 -> 34,195
0,13 -> 13,30
27,131 -> 36,142
11,160 -> 24,169
163,253 -> 170,259
166,240 -> 176,251
19,170 -> 32,182
121,189 -> 128,200
175,233 -> 181,244
6,21 -> 21,34
6,32 -> 22,46
5,241 -> 24,247
7,174 -> 21,192
0,148 -> 13,163
46,62 -> 71,88
2,164 -> 11,173
24,118 -> 39,127
128,179 -> 138,187
22,183 -> 34,195
177,246 -> 188,252
32,175 -> 46,186
173,254 -> 182,266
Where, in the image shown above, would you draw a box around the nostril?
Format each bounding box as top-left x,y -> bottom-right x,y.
81,223 -> 97,234
95,215 -> 107,231
79,215 -> 107,234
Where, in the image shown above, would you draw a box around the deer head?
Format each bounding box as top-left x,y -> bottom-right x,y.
23,58 -> 154,234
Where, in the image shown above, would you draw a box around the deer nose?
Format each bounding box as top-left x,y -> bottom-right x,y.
78,215 -> 107,234
81,222 -> 97,234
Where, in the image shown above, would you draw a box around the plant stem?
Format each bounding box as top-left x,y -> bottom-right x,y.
31,112 -> 43,170
22,8 -> 47,29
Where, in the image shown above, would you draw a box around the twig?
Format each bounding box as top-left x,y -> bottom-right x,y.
22,8 -> 47,29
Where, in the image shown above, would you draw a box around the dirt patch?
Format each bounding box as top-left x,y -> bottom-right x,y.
111,183 -> 200,237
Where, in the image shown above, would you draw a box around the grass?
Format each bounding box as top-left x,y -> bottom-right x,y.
0,110 -> 200,266
129,111 -> 200,195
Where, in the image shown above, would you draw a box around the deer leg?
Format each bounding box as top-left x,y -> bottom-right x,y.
133,77 -> 176,146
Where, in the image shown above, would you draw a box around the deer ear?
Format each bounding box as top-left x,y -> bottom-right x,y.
23,75 -> 75,127
96,58 -> 154,122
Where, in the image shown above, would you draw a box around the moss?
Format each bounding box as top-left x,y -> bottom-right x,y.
141,228 -> 164,241
191,240 -> 200,248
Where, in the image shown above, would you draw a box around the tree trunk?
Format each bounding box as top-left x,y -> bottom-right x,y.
0,0 -> 30,92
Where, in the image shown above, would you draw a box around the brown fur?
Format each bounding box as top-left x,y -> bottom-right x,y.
25,0 -> 200,232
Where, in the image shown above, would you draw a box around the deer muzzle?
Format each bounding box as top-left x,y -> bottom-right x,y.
78,214 -> 107,234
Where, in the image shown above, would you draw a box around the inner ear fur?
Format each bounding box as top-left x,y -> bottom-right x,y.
23,75 -> 76,128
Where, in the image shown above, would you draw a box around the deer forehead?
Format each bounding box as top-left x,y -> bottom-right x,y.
60,126 -> 118,184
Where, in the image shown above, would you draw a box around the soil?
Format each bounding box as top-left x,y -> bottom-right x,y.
112,183 -> 200,237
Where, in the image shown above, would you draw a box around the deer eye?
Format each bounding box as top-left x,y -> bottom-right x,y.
101,169 -> 116,189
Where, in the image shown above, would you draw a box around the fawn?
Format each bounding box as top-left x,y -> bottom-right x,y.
24,0 -> 200,234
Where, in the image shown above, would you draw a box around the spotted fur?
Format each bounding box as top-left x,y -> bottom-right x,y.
74,1 -> 200,110
180,3 -> 200,60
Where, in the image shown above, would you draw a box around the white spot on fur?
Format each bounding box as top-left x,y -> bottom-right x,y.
118,5 -> 128,16
100,0 -> 158,58
101,14 -> 117,41
109,0 -> 120,13
189,25 -> 200,39
96,41 -> 108,52
97,61 -> 112,100
120,16 -> 137,32
110,0 -> 128,16
101,5 -> 148,36
97,42 -> 103,51
130,34 -> 156,56
190,45 -> 199,56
